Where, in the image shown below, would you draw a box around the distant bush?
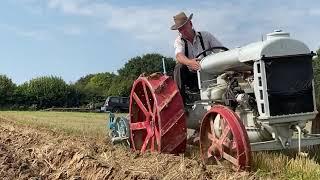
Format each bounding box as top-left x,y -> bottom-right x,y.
0,75 -> 16,107
313,49 -> 320,106
0,53 -> 177,110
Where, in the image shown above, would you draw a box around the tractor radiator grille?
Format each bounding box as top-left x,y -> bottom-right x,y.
264,54 -> 314,116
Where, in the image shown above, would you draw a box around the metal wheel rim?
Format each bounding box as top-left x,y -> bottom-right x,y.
200,105 -> 251,170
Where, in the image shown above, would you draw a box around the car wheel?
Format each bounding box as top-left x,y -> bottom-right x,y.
112,107 -> 121,113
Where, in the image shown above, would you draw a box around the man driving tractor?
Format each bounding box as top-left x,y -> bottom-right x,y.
171,12 -> 224,104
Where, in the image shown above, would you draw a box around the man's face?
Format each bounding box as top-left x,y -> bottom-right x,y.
178,21 -> 193,39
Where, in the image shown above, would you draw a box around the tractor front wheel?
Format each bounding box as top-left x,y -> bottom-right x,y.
200,105 -> 251,170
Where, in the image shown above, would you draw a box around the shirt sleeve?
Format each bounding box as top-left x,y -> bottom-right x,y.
174,36 -> 185,56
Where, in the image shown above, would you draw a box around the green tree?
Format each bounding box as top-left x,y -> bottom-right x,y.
0,75 -> 16,107
5,53 -> 177,109
107,76 -> 132,96
65,84 -> 82,107
109,53 -> 176,97
25,76 -> 69,109
118,53 -> 176,77
86,72 -> 116,96
74,74 -> 95,89
74,53 -> 175,102
13,83 -> 29,109
74,72 -> 116,105
313,49 -> 320,105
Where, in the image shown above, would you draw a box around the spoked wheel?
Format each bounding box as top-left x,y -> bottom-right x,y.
200,105 -> 251,170
129,73 -> 187,154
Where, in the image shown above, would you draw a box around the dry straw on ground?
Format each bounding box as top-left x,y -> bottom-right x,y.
0,111 -> 320,179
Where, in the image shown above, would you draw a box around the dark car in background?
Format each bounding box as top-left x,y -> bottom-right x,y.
101,96 -> 129,113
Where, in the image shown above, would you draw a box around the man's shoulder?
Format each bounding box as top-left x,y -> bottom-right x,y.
175,33 -> 183,39
174,34 -> 184,49
198,31 -> 222,46
198,31 -> 214,37
174,34 -> 184,43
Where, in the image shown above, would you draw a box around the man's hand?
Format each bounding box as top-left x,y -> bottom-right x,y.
187,59 -> 201,71
176,53 -> 201,71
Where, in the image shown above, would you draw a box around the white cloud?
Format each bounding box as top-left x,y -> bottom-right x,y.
44,1 -> 176,41
47,0 -> 93,15
10,0 -> 320,51
0,24 -> 52,40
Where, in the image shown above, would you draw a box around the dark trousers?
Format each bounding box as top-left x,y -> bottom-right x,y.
173,63 -> 199,104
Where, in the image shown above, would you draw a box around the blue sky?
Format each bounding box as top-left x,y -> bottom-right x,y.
1,0 -> 320,84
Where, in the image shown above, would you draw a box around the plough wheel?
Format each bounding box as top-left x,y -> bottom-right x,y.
129,73 -> 187,154
200,105 -> 251,170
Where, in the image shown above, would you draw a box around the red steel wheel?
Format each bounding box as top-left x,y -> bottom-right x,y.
129,73 -> 187,154
200,105 -> 251,170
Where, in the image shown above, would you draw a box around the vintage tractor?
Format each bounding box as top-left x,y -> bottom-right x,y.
127,30 -> 320,170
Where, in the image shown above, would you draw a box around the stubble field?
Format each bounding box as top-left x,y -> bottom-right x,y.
0,111 -> 320,179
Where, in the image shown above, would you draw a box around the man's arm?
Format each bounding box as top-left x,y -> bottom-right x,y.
174,38 -> 200,71
176,53 -> 200,71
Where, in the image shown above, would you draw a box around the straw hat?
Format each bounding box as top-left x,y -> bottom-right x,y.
170,12 -> 193,30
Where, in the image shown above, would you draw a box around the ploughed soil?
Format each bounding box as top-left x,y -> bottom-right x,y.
0,117 -> 255,180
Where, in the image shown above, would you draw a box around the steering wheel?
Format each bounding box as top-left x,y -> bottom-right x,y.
195,46 -> 229,58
